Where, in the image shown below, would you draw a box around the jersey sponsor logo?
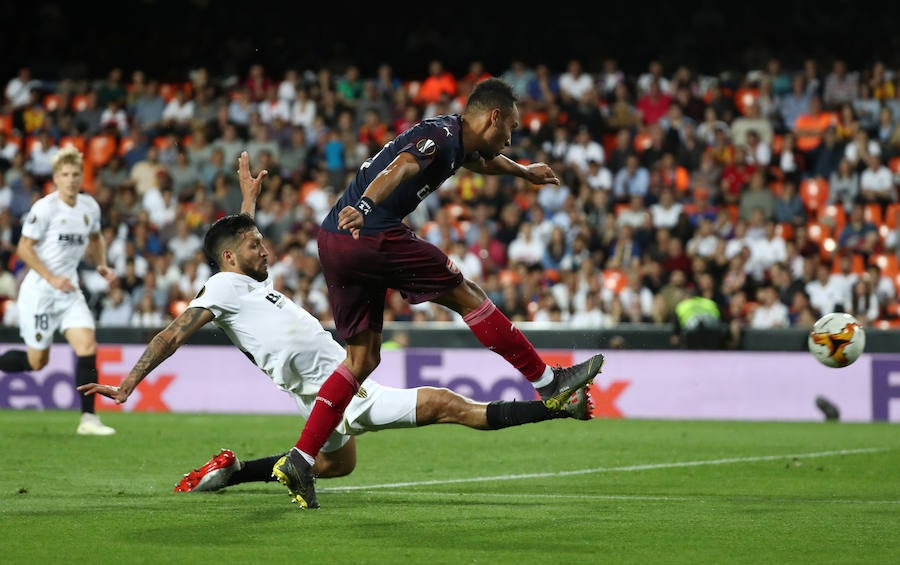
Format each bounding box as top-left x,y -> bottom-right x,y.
446,258 -> 460,274
415,138 -> 436,156
415,185 -> 432,200
442,126 -> 451,137
355,387 -> 368,399
57,233 -> 85,245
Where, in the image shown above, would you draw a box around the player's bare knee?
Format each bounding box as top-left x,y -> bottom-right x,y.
418,387 -> 467,424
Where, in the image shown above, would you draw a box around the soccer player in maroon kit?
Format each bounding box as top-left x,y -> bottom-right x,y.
275,78 -> 605,508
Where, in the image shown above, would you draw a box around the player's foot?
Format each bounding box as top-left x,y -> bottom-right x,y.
560,386 -> 594,420
272,449 -> 319,509
76,413 -> 116,436
174,449 -> 239,492
538,353 -> 605,410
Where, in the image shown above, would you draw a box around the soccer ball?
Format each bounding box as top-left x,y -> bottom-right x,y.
807,312 -> 866,368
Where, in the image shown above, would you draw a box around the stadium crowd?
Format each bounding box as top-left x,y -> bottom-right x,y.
1,55 -> 900,342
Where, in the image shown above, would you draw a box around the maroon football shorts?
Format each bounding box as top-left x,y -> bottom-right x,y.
317,225 -> 464,340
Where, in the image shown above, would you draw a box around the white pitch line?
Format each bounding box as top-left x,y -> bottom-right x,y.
328,491 -> 900,505
322,447 -> 889,492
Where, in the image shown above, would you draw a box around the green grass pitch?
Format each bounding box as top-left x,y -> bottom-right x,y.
1,410 -> 898,564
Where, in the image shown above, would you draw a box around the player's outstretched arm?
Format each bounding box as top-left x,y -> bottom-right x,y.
465,154 -> 560,186
237,150 -> 267,218
77,307 -> 215,404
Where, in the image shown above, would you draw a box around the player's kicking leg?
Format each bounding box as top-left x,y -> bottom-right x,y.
175,386 -> 593,494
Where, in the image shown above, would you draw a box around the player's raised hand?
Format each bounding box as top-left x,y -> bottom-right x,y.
337,205 -> 363,239
521,162 -> 560,186
237,151 -> 267,205
77,382 -> 130,405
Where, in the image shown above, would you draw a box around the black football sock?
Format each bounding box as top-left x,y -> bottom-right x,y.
227,453 -> 288,485
76,354 -> 98,414
486,400 -> 569,430
0,350 -> 32,372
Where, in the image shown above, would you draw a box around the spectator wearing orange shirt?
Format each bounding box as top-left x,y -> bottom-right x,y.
413,59 -> 458,106
792,94 -> 838,158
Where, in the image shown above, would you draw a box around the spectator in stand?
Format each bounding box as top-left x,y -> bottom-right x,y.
160,88 -> 195,138
605,82 -> 641,133
750,283 -> 790,328
244,63 -> 274,103
859,154 -> 897,212
413,59 -> 457,106
523,63 -> 559,112
810,126 -> 844,180
792,94 -> 837,161
558,59 -> 594,107
838,204 -> 880,259
731,99 -> 774,148
772,179 -> 806,226
704,81 -> 737,125
828,157 -> 860,211
613,153 -> 650,203
853,82 -> 881,136
74,91 -> 104,137
636,78 -> 672,126
98,283 -> 134,327
636,60 -> 672,96
822,59 -> 859,111
778,74 -> 811,136
843,127 -> 881,173
772,131 -> 805,184
806,260 -> 845,314
847,276 -> 880,326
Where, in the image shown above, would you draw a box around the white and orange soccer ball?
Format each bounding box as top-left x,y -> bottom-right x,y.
807,312 -> 866,368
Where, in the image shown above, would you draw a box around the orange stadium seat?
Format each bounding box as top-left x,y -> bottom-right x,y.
831,253 -> 865,274
602,269 -> 628,294
863,203 -> 883,226
59,135 -> 86,153
86,134 -> 117,167
733,87 -> 759,116
805,221 -> 830,244
43,93 -> 62,111
0,114 -> 11,135
775,222 -> 794,240
632,132 -> 652,152
817,204 -> 846,235
799,178 -> 829,214
870,253 -> 899,278
885,203 -> 900,229
71,94 -> 90,112
888,156 -> 900,175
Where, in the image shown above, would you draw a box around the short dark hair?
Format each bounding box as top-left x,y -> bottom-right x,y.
203,213 -> 257,268
465,77 -> 516,113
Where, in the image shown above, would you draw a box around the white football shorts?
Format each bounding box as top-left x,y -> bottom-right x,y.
293,379 -> 418,453
16,281 -> 95,349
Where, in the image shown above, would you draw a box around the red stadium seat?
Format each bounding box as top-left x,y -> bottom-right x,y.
799,178 -> 829,214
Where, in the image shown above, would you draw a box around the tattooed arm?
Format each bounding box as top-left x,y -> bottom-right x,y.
77,307 -> 215,404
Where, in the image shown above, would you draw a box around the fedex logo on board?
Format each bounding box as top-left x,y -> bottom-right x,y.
403,351 -> 629,418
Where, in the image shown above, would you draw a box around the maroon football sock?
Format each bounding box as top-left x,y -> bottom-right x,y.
463,299 -> 547,382
295,364 -> 359,458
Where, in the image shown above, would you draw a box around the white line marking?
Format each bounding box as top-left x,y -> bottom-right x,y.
327,491 -> 900,504
322,447 -> 889,492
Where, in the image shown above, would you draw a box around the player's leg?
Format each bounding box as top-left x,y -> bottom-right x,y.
0,281 -> 52,372
277,230 -> 389,507
63,293 -> 115,435
434,278 -> 606,410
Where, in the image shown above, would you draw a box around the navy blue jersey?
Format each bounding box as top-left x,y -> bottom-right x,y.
321,114 -> 467,235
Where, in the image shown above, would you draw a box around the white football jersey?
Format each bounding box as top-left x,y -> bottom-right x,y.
20,192 -> 102,288
189,271 -> 345,396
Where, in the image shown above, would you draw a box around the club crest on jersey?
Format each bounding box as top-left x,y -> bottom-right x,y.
446,258 -> 460,274
35,333 -> 42,342
415,138 -> 437,156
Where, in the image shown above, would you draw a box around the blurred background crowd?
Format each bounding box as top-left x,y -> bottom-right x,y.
2,48 -> 900,341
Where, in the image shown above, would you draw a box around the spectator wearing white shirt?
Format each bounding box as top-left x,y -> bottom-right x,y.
649,189 -> 683,231
750,284 -> 790,328
167,219 -> 203,267
507,222 -> 546,268
98,285 -> 134,327
160,89 -> 195,137
806,261 -> 847,314
686,217 -> 721,259
859,154 -> 896,209
564,127 -> 605,176
558,59 -> 595,104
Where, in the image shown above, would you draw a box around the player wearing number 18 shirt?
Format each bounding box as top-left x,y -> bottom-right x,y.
0,146 -> 117,435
